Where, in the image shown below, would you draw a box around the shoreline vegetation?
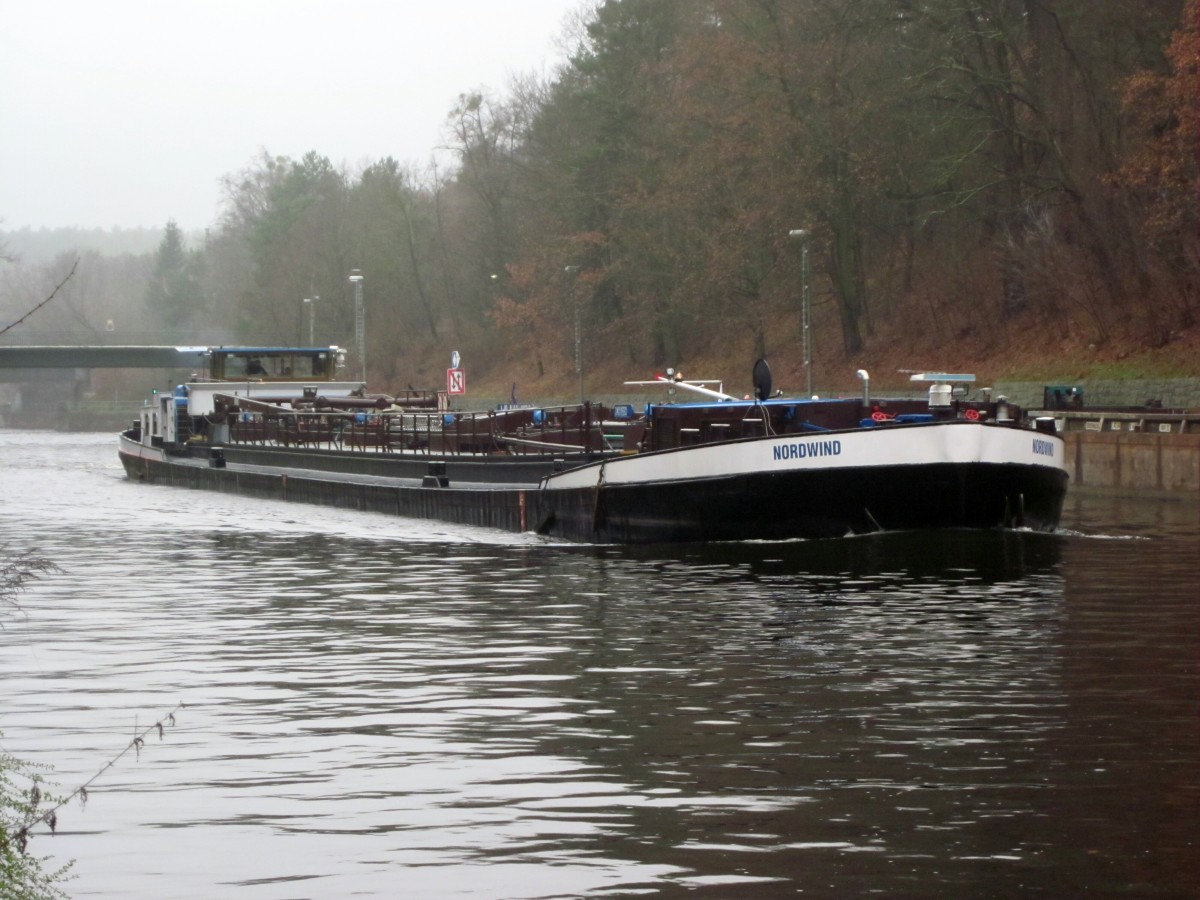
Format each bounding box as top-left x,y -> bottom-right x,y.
1,2 -> 1195,412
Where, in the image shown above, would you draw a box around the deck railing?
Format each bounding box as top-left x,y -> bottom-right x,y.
224,402 -> 625,456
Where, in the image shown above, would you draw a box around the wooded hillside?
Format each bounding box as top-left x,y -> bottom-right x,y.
5,1 -> 1196,398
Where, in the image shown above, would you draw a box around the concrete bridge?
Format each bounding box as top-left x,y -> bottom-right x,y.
0,345 -> 210,376
0,345 -> 213,429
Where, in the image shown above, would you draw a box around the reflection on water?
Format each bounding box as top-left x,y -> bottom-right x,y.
0,432 -> 1196,898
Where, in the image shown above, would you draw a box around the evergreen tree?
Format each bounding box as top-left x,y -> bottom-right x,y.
144,220 -> 201,332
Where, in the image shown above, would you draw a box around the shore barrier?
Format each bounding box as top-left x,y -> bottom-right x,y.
1064,431 -> 1199,495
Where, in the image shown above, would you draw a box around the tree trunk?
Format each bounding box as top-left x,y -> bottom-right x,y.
829,223 -> 865,357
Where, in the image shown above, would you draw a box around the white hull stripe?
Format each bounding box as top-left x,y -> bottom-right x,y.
118,434 -> 166,463
543,423 -> 1066,491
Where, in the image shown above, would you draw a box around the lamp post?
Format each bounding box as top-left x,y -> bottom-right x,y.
788,229 -> 813,397
564,265 -> 583,403
302,296 -> 316,346
348,269 -> 364,382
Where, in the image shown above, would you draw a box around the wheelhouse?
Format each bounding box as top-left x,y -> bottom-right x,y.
208,346 -> 345,382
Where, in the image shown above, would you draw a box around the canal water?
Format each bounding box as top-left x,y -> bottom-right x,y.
1,431 -> 1196,899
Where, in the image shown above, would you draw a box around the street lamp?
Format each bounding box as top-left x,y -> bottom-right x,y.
564,265 -> 583,403
788,229 -> 813,397
348,269 -> 364,382
302,296 -> 316,346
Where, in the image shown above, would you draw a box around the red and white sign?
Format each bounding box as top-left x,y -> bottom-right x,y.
447,367 -> 466,395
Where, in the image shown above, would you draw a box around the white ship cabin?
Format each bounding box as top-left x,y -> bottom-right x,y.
187,346 -> 356,416
138,346 -> 357,446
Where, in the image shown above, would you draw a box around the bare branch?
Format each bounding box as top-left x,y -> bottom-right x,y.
0,257 -> 80,337
14,702 -> 188,849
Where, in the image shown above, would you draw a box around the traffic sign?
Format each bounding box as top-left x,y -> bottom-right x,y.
447,367 -> 466,395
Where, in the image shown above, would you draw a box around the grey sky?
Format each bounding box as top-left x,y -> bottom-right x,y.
1,0 -> 580,231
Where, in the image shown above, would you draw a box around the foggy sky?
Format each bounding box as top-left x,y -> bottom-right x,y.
0,0 -> 579,231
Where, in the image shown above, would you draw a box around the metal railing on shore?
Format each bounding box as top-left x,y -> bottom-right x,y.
993,378 -> 1200,410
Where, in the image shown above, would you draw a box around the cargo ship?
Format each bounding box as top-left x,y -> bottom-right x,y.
118,346 -> 1069,543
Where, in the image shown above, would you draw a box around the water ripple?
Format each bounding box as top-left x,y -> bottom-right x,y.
1,432 -> 1196,898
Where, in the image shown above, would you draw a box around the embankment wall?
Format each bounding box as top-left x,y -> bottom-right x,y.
1066,432 -> 1199,495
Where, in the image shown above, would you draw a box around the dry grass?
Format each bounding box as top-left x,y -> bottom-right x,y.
384,282 -> 1200,402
